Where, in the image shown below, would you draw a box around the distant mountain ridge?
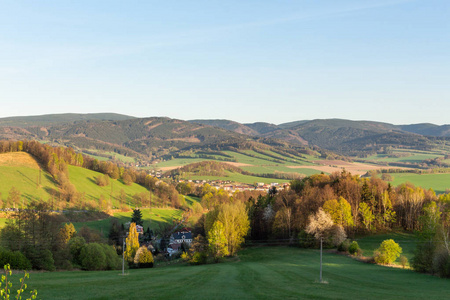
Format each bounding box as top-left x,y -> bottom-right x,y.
0,113 -> 135,127
0,113 -> 449,159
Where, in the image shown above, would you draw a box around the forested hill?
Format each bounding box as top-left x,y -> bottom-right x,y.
0,116 -> 314,160
191,118 -> 450,156
0,113 -> 135,127
1,113 -> 449,159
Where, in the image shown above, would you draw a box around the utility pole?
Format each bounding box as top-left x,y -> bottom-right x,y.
122,238 -> 125,275
320,237 -> 323,283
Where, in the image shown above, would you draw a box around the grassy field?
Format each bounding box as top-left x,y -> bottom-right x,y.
24,246 -> 449,299
355,232 -> 417,264
362,149 -> 444,164
0,152 -> 59,203
387,172 -> 450,194
67,165 -> 152,207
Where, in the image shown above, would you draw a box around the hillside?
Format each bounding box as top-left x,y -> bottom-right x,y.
0,113 -> 134,127
0,152 -> 59,203
0,152 -> 153,209
1,114 -> 449,170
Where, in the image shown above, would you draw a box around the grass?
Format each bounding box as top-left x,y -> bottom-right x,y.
362,150 -> 443,164
388,172 -> 450,194
0,153 -> 59,203
355,232 -> 417,263
24,246 -> 450,299
67,165 -> 152,207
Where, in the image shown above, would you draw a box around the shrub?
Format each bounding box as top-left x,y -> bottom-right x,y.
298,230 -> 316,248
134,246 -> 154,268
0,248 -> 31,270
374,239 -> 402,265
338,240 -> 351,252
100,244 -> 122,270
190,251 -> 208,265
80,243 -> 106,271
432,248 -> 450,278
69,236 -> 86,267
348,241 -> 360,255
399,255 -> 408,269
23,247 -> 55,271
411,241 -> 435,273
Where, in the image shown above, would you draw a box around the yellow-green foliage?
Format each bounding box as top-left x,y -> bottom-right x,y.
323,197 -> 354,227
206,202 -> 249,256
374,239 -> 402,265
125,223 -> 139,263
208,220 -> 229,261
59,223 -> 76,244
134,246 -> 153,264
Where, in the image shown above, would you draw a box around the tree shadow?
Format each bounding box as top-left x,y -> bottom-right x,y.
16,170 -> 36,186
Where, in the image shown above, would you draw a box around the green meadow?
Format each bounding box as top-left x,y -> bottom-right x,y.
387,172 -> 450,194
356,232 -> 417,264
67,165 -> 153,206
24,246 -> 449,300
0,165 -> 58,203
362,149 -> 444,164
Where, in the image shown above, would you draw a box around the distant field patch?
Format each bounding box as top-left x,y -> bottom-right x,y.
388,172 -> 450,193
288,160 -> 409,176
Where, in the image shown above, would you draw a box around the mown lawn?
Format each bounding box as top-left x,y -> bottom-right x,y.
24,247 -> 449,299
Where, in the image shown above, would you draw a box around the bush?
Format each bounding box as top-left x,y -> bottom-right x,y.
374,239 -> 402,265
69,236 -> 86,267
100,244 -> 122,270
134,246 -> 154,268
399,255 -> 408,269
348,241 -> 360,255
298,230 -> 316,248
412,241 -> 435,273
191,251 -> 208,265
0,248 -> 31,270
338,240 -> 351,252
23,247 -> 55,271
80,243 -> 106,270
432,248 -> 450,278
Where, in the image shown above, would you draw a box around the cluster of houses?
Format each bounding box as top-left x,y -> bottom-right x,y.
166,227 -> 193,256
179,179 -> 289,193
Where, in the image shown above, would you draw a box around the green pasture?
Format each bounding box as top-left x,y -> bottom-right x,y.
151,158 -> 223,169
362,150 -> 443,164
241,165 -> 322,177
388,172 -> 450,194
355,232 -> 417,264
25,246 -> 449,299
0,166 -> 58,203
67,165 -> 152,206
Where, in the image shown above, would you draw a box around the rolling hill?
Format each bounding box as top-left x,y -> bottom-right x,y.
0,113 -> 449,164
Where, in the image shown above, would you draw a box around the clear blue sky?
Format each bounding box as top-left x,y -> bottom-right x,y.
1,0 -> 449,125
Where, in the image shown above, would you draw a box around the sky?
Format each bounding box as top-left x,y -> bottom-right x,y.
0,0 -> 449,125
